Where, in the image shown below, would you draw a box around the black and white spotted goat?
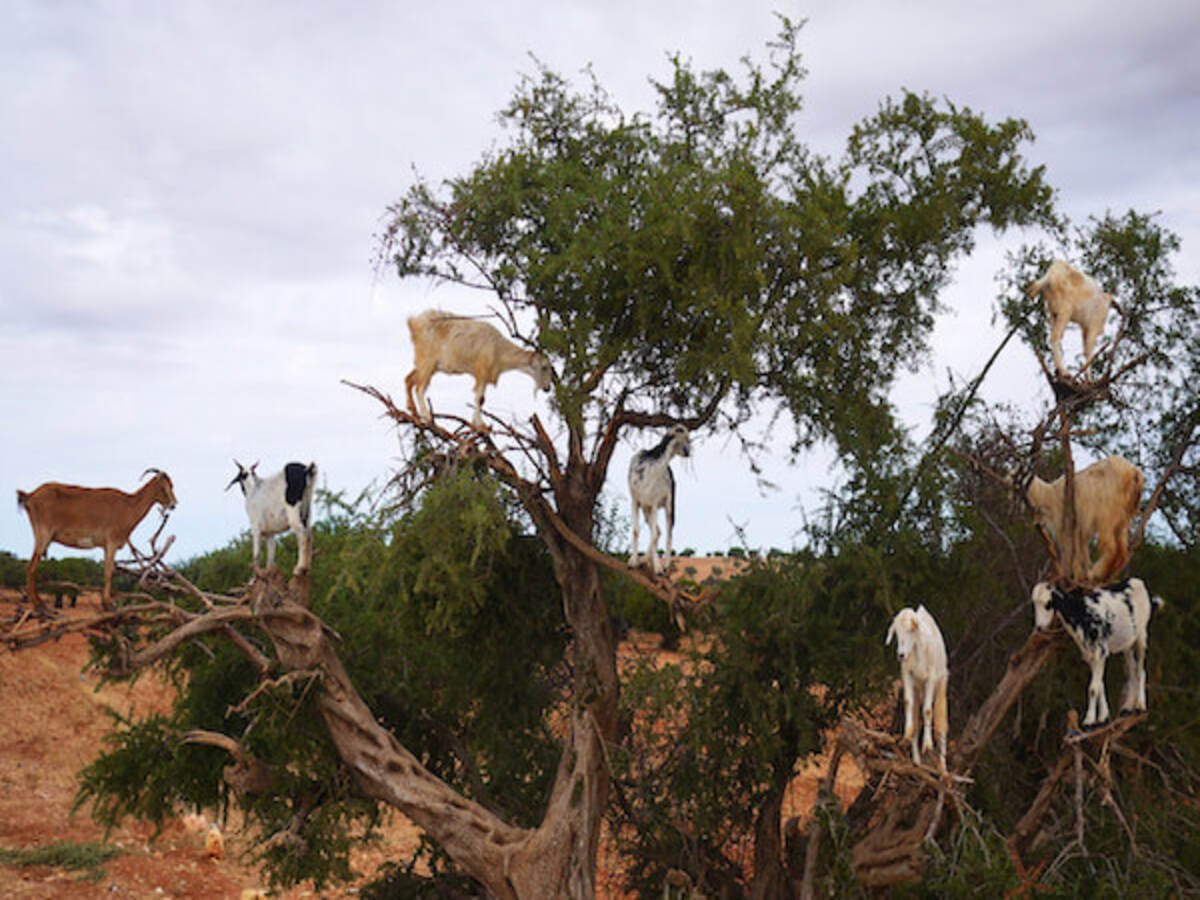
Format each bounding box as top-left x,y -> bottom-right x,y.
1031,578 -> 1163,728
627,425 -> 691,575
226,461 -> 318,575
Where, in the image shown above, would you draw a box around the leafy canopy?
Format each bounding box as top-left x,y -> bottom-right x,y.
380,18 -> 1056,467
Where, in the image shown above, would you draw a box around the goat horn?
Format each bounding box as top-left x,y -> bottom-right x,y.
141,467 -> 163,480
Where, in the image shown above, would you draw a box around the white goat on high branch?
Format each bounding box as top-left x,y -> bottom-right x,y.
226,461 -> 317,574
404,310 -> 553,430
1026,260 -> 1116,377
886,605 -> 950,769
628,425 -> 691,575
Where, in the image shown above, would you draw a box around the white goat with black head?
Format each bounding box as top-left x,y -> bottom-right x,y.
226,461 -> 317,574
1032,579 -> 1163,728
628,425 -> 691,575
886,605 -> 950,769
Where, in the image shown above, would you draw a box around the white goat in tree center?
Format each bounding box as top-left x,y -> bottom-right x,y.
628,425 -> 691,575
226,461 -> 317,574
886,605 -> 950,769
404,310 -> 553,430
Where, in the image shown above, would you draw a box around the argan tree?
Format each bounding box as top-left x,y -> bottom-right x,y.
17,19 -> 1067,898
364,17 -> 1054,895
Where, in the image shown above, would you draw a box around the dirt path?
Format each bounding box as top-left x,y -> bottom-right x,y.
0,591 -> 420,898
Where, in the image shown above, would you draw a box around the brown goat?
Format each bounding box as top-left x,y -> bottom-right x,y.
16,469 -> 177,610
1024,455 -> 1143,583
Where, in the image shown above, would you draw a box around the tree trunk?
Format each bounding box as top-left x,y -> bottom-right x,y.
251,571 -> 528,896
250,550 -> 618,898
749,762 -> 792,900
530,465 -> 620,897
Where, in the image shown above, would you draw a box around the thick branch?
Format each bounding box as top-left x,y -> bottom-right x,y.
246,571 -> 532,896
953,625 -> 1063,770
610,381 -> 727,435
101,605 -> 253,675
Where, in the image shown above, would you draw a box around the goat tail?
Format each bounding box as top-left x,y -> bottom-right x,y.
16,489 -> 29,513
934,677 -> 949,739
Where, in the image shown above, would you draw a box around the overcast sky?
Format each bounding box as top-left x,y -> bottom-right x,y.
3,0 -> 1198,564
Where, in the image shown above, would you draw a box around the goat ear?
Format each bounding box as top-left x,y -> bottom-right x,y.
885,623 -> 896,646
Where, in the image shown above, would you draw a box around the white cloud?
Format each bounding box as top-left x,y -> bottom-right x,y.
1,0 -> 1197,561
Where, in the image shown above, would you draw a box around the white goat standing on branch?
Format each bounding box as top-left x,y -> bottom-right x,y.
16,469 -> 177,610
886,605 -> 950,769
1022,455 -> 1143,584
404,310 -> 553,429
1026,260 -> 1115,377
628,425 -> 691,575
226,461 -> 317,575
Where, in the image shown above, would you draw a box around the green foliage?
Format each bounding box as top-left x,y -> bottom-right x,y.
76,710 -> 228,829
611,552 -> 894,895
0,841 -> 122,879
605,568 -> 680,648
76,468 -> 566,890
361,863 -> 480,900
996,213 -> 1200,547
0,550 -> 23,587
893,811 -> 1020,898
0,548 -> 107,591
379,18 -> 1054,466
178,533 -> 253,591
314,470 -> 567,830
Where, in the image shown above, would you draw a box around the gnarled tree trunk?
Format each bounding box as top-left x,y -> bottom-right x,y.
251,536 -> 618,899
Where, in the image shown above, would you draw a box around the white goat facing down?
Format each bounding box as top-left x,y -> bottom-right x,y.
628,425 -> 691,575
886,605 -> 949,769
1032,579 -> 1163,727
405,310 -> 553,429
226,461 -> 317,574
1023,455 -> 1143,584
1026,260 -> 1115,376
